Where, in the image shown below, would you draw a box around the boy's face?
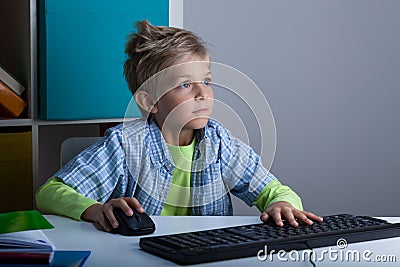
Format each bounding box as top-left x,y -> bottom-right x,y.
151,54 -> 214,132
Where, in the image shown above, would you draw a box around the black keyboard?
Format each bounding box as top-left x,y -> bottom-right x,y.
139,214 -> 400,265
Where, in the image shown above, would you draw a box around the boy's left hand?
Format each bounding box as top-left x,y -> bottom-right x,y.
260,201 -> 323,227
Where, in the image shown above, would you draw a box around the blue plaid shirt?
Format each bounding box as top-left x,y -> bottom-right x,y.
55,118 -> 277,216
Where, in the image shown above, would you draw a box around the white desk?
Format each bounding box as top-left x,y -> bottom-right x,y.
43,216 -> 400,267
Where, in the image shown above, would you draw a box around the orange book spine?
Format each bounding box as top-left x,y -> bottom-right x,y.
0,80 -> 27,117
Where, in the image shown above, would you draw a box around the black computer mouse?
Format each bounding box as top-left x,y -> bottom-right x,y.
113,208 -> 156,236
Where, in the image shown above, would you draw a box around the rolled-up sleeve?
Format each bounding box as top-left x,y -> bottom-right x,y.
36,177 -> 98,221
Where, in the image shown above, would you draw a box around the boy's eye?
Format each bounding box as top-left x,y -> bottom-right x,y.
178,81 -> 192,89
202,78 -> 211,86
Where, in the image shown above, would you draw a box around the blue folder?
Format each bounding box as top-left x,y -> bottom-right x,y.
0,250 -> 91,267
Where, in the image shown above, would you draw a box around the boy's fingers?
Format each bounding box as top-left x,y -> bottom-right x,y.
264,202 -> 322,228
282,209 -> 298,227
271,210 -> 284,227
294,211 -> 313,225
97,213 -> 113,232
104,206 -> 119,228
116,200 -> 133,216
99,197 -> 147,231
303,211 -> 324,222
99,219 -> 112,232
126,197 -> 144,213
260,212 -> 269,222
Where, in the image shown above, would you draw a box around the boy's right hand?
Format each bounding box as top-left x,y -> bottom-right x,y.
81,197 -> 144,232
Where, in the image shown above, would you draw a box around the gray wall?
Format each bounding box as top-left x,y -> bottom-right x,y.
184,0 -> 400,216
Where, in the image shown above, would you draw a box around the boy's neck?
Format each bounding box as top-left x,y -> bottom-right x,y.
163,128 -> 194,146
155,121 -> 194,146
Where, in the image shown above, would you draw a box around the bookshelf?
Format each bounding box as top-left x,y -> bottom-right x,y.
0,0 -> 182,212
0,0 -> 35,212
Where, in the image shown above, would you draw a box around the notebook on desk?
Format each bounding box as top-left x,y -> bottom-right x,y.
0,211 -> 91,267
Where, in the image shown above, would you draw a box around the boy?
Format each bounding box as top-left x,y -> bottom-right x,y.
36,20 -> 322,232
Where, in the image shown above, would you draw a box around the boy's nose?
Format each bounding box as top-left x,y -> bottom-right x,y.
193,82 -> 209,101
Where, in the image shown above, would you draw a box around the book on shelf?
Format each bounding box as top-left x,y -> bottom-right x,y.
0,64 -> 26,96
0,80 -> 27,118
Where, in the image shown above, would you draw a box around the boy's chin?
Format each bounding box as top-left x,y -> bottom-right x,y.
185,118 -> 209,130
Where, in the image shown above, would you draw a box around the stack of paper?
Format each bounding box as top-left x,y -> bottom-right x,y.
0,230 -> 55,264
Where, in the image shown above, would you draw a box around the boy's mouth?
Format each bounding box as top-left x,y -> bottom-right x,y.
192,108 -> 209,115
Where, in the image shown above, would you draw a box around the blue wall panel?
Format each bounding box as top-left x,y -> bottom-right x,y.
39,0 -> 169,120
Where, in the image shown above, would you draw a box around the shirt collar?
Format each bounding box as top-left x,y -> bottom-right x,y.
146,118 -> 216,171
195,122 -> 209,141
147,118 -> 173,171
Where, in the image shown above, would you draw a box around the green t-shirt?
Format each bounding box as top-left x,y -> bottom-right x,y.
160,137 -> 196,216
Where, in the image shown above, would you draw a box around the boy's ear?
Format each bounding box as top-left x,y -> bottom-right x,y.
134,90 -> 158,113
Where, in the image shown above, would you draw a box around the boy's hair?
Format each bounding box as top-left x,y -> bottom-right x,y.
123,20 -> 209,96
